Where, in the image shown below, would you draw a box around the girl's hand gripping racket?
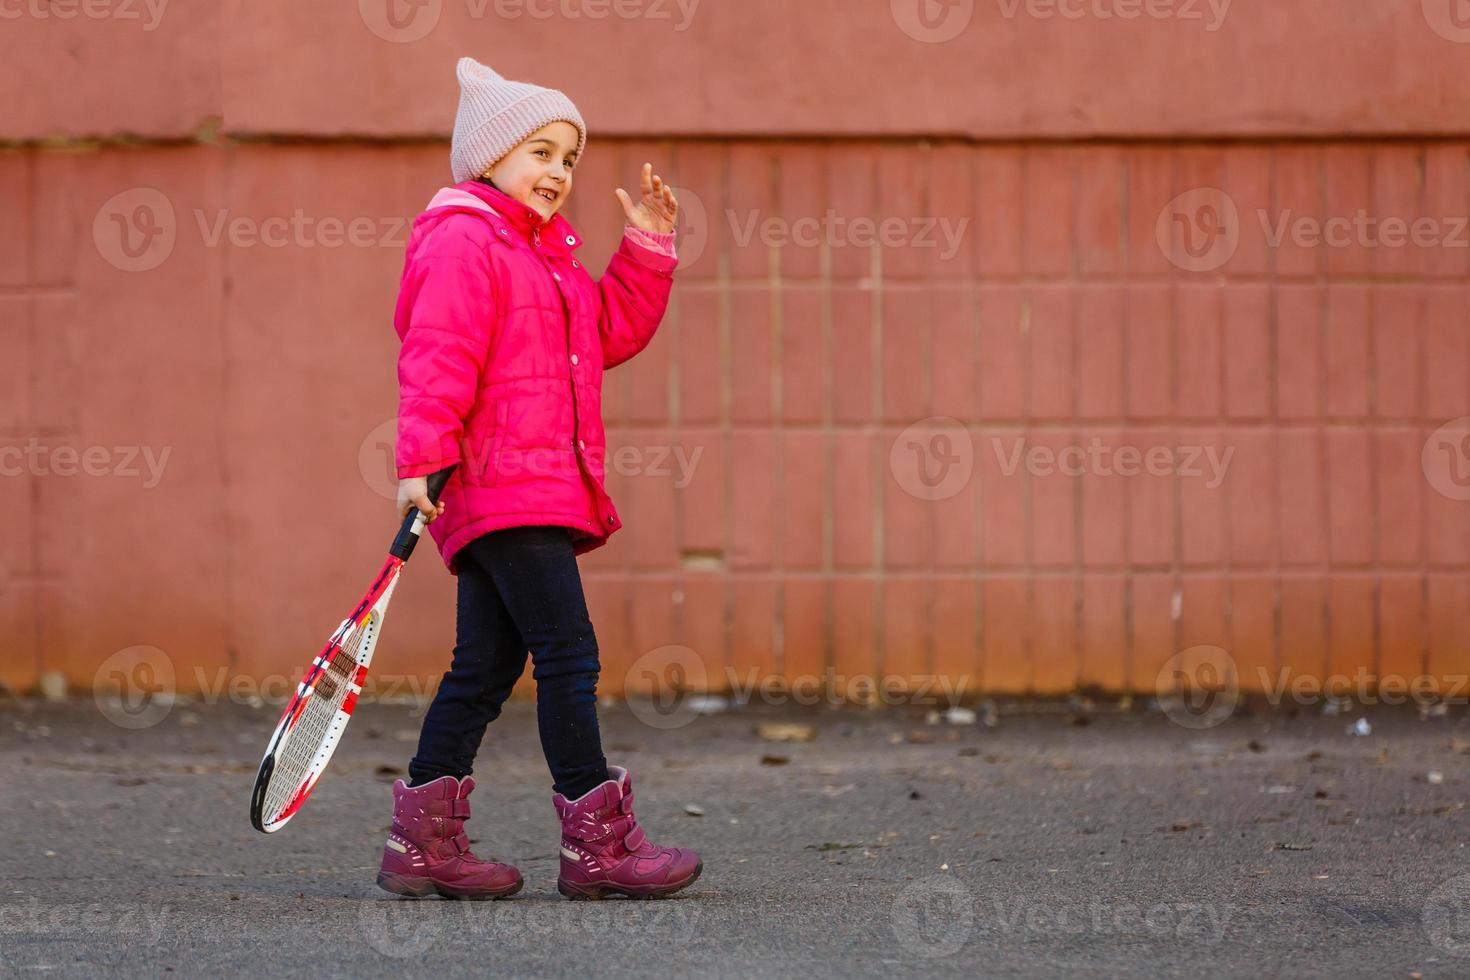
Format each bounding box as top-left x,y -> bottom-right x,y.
250,465 -> 455,834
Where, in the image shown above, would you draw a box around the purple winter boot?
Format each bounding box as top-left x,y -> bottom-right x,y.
376,775 -> 523,900
553,765 -> 702,900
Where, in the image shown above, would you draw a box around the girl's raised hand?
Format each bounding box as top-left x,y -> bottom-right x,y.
614,163 -> 678,234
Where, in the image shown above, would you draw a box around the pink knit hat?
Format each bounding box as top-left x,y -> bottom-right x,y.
450,57 -> 588,184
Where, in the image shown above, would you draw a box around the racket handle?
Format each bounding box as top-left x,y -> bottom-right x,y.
390,464 -> 457,561
424,464 -> 456,503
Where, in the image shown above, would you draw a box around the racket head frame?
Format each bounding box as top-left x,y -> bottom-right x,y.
249,465 -> 455,834
250,557 -> 403,833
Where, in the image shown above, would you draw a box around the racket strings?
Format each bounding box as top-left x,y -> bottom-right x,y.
261,615 -> 374,823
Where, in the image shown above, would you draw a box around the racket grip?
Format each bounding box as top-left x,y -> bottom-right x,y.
390,464 -> 457,561
424,464 -> 456,504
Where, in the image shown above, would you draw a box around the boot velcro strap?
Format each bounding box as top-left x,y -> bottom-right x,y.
623,824 -> 647,851
452,832 -> 470,854
429,800 -> 472,818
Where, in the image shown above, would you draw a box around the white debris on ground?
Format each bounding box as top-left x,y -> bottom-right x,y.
686,695 -> 730,715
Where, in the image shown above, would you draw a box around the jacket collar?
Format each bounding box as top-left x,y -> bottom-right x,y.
439,179 -> 583,253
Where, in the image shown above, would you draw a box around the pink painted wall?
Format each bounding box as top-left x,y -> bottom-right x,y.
2,2 -> 1468,700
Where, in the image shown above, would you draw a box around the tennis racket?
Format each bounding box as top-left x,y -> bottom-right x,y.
250,465 -> 455,834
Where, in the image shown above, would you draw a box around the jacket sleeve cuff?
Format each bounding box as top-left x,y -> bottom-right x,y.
620,225 -> 679,273
396,456 -> 461,480
395,431 -> 463,479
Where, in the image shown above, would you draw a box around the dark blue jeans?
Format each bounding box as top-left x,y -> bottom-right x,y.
408,525 -> 609,799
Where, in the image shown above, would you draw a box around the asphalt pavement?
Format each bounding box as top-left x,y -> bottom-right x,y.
2,695 -> 1469,978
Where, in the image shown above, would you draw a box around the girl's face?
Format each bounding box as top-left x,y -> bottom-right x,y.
485,121 -> 579,222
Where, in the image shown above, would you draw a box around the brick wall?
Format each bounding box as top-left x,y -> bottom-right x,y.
2,2 -> 1469,700
588,139 -> 1470,697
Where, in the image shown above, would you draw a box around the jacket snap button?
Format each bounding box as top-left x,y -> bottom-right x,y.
553,272 -> 561,281
571,260 -> 579,268
566,235 -> 576,245
570,353 -> 579,365
577,439 -> 586,451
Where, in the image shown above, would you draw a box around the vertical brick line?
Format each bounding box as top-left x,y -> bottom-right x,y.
820,140 -> 836,684
1313,147 -> 1331,686
1167,147 -> 1183,662
1019,147 -> 1035,692
1119,151 -> 1137,690
920,142 -> 937,680
23,151 -> 42,682
769,147 -> 786,679
1366,147 -> 1383,683
1068,150 -> 1084,690
973,154 -> 988,688
869,149 -> 885,680
1267,144 -> 1283,682
970,275 -> 984,695
219,143 -> 239,691
717,144 -> 734,683
1215,235 -> 1233,667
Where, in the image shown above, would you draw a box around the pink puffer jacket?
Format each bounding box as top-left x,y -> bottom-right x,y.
393,180 -> 677,573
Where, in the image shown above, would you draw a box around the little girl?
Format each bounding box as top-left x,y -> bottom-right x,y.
376,57 -> 700,901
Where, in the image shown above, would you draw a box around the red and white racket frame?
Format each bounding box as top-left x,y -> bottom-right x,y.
250,465 -> 454,834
